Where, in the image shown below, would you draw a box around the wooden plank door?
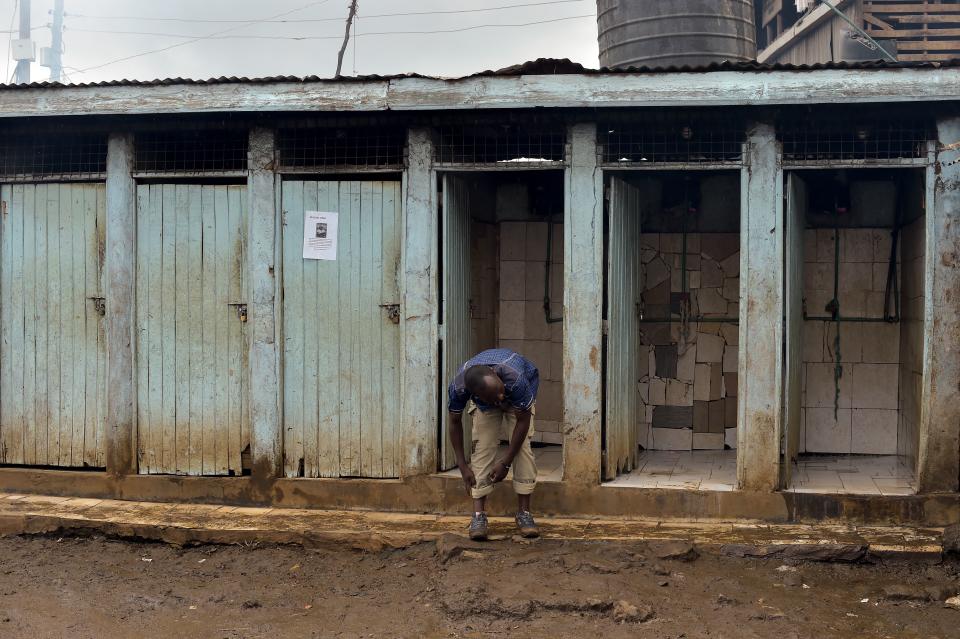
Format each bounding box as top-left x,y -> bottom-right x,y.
0,183 -> 107,468
782,173 -> 806,487
135,184 -> 249,475
604,176 -> 642,480
281,180 -> 402,478
440,174 -> 473,471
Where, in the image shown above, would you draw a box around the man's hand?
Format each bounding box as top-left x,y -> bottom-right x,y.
459,464 -> 477,495
489,461 -> 510,484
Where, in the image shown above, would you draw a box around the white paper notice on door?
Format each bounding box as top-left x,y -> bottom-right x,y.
303,211 -> 338,261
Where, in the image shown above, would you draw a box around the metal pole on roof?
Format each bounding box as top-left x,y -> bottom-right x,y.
819,0 -> 898,63
15,0 -> 31,84
49,0 -> 64,82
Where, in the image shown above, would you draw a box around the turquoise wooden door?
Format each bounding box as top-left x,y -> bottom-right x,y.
605,176 -> 642,480
782,173 -> 806,486
281,180 -> 402,478
441,174 -> 473,471
0,183 -> 106,468
135,184 -> 249,476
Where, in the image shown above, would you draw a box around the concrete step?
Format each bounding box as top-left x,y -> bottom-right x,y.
0,492 -> 944,561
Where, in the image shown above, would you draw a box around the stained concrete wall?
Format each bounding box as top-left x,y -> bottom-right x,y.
898,215 -> 926,470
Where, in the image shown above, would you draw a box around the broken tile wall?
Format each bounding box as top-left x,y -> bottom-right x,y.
897,215 -> 926,470
638,232 -> 740,451
800,228 -> 902,455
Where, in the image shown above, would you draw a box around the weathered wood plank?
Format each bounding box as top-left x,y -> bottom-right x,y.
359,181 -> 379,477
281,180 -> 305,477
342,181 -> 362,477
9,183 -> 26,465
213,186 -> 230,475
380,182 -> 401,478
236,187 -> 250,473
46,184 -> 62,466
135,185 -> 152,472
33,183 -> 49,465
200,186 -> 218,475
173,184 -> 191,474
226,186 -> 250,474
5,69 -> 960,120
315,180 -> 341,477
82,185 -> 100,468
0,185 -> 12,463
301,181 -> 320,478
187,186 -> 204,475
22,185 -> 37,466
159,185 -> 177,472
71,186 -> 88,466
94,186 -> 107,468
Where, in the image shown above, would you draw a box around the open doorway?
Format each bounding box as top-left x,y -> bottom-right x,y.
783,168 -> 925,495
604,171 -> 741,491
438,170 -> 564,483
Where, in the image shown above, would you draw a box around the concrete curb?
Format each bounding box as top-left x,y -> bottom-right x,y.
0,493 -> 945,561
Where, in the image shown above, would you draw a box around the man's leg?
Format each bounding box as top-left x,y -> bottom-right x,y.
467,405 -> 502,540
503,407 -> 539,537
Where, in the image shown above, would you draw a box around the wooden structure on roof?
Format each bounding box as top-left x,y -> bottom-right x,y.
759,0 -> 960,64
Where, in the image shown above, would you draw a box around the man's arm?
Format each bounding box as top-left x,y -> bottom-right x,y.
448,412 -> 476,494
489,410 -> 532,484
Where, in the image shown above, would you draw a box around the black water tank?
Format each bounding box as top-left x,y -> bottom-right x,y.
597,0 -> 757,69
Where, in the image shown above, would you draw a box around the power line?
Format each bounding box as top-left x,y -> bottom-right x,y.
75,0 -> 333,73
64,0 -> 590,24
67,14 -> 596,42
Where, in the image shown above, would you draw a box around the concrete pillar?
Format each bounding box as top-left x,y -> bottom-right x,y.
562,123 -> 604,484
104,133 -> 137,475
399,127 -> 439,476
247,128 -> 282,480
736,122 -> 784,492
916,118 -> 960,493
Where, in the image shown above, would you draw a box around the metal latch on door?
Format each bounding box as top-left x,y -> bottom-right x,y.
227,303 -> 248,323
87,296 -> 106,317
379,303 -> 401,324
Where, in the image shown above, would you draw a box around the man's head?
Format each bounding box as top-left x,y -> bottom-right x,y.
464,365 -> 508,409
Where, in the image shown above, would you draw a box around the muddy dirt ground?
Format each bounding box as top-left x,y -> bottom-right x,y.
0,534 -> 959,638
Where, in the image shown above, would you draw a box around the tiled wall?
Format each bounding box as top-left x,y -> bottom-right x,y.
800,228 -> 902,454
466,180 -> 564,446
498,220 -> 564,444
637,232 -> 740,451
898,216 -> 926,470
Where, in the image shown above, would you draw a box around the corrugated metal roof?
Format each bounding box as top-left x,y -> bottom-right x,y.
2,57 -> 958,91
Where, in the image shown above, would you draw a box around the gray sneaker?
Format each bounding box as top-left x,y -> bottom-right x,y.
516,510 -> 540,538
469,512 -> 489,541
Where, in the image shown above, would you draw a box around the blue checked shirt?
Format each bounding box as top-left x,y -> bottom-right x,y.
448,349 -> 540,414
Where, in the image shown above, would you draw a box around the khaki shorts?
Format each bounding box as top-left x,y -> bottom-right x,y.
467,401 -> 537,499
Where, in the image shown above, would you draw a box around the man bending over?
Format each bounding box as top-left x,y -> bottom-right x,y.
448,348 -> 541,541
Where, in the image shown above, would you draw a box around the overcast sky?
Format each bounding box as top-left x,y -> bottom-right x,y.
2,0 -> 600,83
